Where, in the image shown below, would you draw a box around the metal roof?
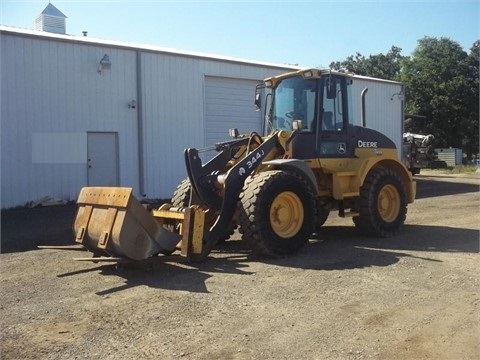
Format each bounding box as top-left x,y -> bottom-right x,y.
40,3 -> 67,18
0,25 -> 299,71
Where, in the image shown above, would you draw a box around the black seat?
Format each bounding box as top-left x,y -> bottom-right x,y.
322,111 -> 334,131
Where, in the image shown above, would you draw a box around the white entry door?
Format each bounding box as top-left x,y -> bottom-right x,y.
87,132 -> 119,186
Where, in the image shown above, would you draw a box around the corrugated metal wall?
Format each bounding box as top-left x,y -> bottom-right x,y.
139,52 -> 203,198
204,76 -> 261,145
1,29 -> 408,209
1,29 -> 293,208
140,52 -> 289,199
1,33 -> 135,207
350,77 -> 404,155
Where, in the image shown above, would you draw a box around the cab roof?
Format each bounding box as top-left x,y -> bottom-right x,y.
263,68 -> 402,88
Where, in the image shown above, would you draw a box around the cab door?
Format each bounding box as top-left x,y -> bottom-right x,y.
316,75 -> 353,158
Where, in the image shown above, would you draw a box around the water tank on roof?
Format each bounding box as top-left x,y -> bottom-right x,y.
35,3 -> 67,34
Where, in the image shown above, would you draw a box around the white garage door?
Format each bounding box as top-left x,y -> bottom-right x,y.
205,76 -> 262,147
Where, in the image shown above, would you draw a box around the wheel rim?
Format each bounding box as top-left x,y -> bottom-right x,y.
269,191 -> 304,238
377,184 -> 400,223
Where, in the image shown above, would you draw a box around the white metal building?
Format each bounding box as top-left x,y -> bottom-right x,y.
0,25 -> 298,209
1,4 -> 406,209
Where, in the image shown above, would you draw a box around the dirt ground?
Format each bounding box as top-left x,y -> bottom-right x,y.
1,173 -> 479,360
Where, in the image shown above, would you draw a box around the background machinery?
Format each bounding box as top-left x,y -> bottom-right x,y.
403,132 -> 448,174
72,69 -> 416,263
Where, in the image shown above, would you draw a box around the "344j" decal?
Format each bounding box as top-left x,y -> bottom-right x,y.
238,149 -> 265,176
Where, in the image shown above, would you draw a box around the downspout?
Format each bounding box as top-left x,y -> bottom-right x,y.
361,87 -> 368,127
136,50 -> 146,196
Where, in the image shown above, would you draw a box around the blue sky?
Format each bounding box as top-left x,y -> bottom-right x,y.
1,0 -> 478,68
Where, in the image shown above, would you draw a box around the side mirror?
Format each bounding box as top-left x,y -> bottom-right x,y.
326,78 -> 337,99
254,83 -> 264,111
292,120 -> 303,131
254,92 -> 261,110
229,128 -> 239,138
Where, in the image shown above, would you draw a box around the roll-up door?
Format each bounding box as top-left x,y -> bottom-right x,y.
204,76 -> 261,147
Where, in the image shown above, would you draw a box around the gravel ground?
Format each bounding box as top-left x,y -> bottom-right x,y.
1,173 -> 479,360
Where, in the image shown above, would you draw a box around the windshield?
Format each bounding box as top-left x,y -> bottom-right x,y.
270,76 -> 317,131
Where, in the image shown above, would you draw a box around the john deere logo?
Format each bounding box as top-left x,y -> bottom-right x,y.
338,143 -> 346,154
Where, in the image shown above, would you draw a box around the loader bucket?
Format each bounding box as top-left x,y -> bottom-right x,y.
73,187 -> 181,260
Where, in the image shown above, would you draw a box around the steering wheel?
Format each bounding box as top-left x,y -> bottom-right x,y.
275,116 -> 290,129
285,111 -> 300,119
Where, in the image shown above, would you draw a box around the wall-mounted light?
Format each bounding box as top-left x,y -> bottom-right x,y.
390,91 -> 404,101
128,100 -> 137,109
98,54 -> 111,74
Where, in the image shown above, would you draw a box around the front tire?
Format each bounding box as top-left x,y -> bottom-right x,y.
171,178 -> 191,208
171,178 -> 235,242
238,170 -> 316,257
353,168 -> 407,237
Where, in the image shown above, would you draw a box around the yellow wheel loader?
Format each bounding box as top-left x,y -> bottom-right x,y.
69,69 -> 416,263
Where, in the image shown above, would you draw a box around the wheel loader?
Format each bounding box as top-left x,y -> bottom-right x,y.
67,69 -> 416,263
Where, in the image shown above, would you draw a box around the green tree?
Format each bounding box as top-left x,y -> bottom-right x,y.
462,41 -> 479,159
400,37 -> 479,158
329,46 -> 406,80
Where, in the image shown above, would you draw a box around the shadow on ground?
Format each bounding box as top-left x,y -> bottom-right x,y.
263,224 -> 478,272
1,204 -> 77,253
415,176 -> 479,199
1,176 -> 477,253
2,176 -> 478,295
53,222 -> 477,296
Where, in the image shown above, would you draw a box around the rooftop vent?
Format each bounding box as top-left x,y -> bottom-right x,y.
35,2 -> 67,34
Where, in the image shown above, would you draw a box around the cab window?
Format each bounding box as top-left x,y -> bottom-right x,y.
321,76 -> 346,132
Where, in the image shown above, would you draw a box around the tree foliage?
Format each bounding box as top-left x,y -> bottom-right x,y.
330,37 -> 479,158
400,37 -> 478,157
329,46 -> 406,80
463,41 -> 479,158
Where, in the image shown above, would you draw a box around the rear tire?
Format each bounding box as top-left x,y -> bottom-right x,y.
238,170 -> 315,257
353,168 -> 407,237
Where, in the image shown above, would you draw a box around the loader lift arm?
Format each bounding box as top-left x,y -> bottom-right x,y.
63,133 -> 281,264
185,132 -> 281,259
184,137 -> 250,210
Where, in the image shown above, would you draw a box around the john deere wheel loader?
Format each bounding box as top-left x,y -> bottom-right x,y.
69,69 -> 416,263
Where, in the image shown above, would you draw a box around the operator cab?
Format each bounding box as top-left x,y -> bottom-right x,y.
267,71 -> 349,133
261,69 -> 353,158
260,69 -> 395,159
